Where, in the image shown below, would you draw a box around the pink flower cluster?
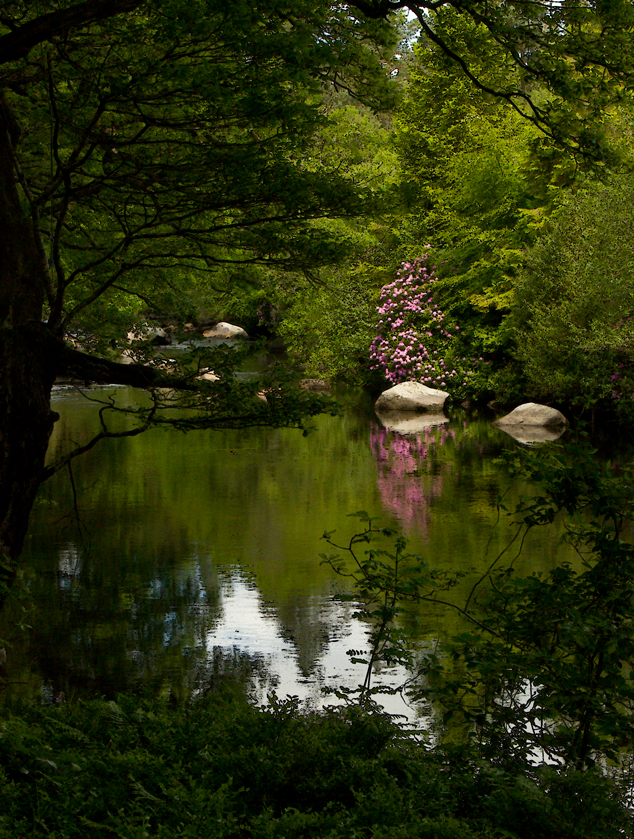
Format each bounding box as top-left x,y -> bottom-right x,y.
369,253 -> 465,389
610,363 -> 634,401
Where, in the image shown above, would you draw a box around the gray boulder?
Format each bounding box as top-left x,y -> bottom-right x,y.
493,402 -> 568,429
203,322 -> 249,340
299,379 -> 331,391
375,381 -> 449,413
148,327 -> 172,346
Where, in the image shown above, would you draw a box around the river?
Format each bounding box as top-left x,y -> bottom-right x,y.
0,385 -> 576,720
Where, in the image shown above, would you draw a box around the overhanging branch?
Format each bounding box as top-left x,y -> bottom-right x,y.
57,343 -> 199,389
41,392 -> 160,481
0,0 -> 144,65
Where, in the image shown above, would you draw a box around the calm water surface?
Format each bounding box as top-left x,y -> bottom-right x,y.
1,386 -> 575,719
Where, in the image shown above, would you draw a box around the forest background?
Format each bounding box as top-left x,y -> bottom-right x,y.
4,1 -> 634,836
202,7 -> 634,423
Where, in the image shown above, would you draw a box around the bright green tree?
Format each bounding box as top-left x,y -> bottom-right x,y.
393,8 -> 578,397
514,174 -> 634,417
274,102 -> 400,382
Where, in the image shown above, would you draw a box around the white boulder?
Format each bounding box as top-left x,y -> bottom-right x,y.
197,371 -> 220,383
203,322 -> 249,340
127,324 -> 172,345
375,381 -> 449,413
493,402 -> 568,429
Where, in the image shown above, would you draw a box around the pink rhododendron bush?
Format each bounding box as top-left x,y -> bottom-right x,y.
369,250 -> 485,397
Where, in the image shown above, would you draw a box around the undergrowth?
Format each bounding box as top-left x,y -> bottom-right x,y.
0,689 -> 631,838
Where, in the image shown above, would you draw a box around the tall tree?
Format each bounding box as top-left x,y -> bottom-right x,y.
388,1 -> 634,398
515,173 -> 634,414
393,9 -> 545,396
358,0 -> 634,162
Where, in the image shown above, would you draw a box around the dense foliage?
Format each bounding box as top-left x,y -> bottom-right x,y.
1,689 -> 631,838
2,0 -> 634,592
514,176 -> 634,419
5,0 -> 634,833
2,0 -> 397,343
202,2 -> 634,409
422,441 -> 634,771
0,0 -> 402,590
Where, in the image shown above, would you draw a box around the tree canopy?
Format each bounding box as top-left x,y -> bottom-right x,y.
0,0 -> 400,585
5,3 -> 634,827
3,0 -> 634,355
1,0 -> 397,342
358,0 -> 634,161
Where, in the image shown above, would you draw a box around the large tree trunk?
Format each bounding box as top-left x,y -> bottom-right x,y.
0,327 -> 59,596
0,92 -> 59,603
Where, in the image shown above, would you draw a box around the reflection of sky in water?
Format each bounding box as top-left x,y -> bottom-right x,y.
58,546 -> 81,590
206,568 -> 423,723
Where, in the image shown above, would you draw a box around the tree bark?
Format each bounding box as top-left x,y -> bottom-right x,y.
0,91 -> 189,603
0,327 -> 59,595
0,91 -> 59,601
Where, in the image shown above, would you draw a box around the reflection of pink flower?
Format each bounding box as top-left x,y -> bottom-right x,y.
369,423 -> 456,536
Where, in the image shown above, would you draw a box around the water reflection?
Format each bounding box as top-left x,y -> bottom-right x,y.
370,421 -> 451,535
496,425 -> 567,445
206,569 -> 415,718
34,541 -> 217,699
375,410 -> 449,435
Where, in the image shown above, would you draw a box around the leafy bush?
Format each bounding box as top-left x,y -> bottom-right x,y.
1,687 -> 630,837
279,264 -> 384,383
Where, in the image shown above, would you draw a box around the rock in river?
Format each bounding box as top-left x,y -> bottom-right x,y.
127,324 -> 172,346
493,402 -> 569,430
375,381 -> 449,413
203,322 -> 249,340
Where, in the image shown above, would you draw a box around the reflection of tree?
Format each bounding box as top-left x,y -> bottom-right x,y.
369,422 -> 457,535
3,392 -> 385,702
196,647 -> 273,701
1,542 -> 223,701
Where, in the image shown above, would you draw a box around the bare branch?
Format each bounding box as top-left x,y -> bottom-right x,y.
41,392 -> 159,480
